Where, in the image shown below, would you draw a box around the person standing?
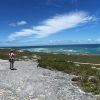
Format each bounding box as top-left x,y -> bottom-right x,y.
9,49 -> 15,70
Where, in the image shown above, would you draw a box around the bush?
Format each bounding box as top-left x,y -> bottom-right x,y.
88,76 -> 99,83
72,76 -> 81,81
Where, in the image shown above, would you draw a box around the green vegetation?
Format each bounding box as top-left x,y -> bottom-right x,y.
36,52 -> 100,95
0,49 -> 100,94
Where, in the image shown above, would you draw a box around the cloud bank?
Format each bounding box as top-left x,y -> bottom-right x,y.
8,11 -> 95,40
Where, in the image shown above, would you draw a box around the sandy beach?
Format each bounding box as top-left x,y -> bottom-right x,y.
0,59 -> 97,100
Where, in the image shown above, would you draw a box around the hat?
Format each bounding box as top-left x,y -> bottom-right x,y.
10,49 -> 13,52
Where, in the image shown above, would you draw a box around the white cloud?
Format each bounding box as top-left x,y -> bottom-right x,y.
9,21 -> 27,27
9,29 -> 34,40
17,21 -> 27,25
96,38 -> 100,42
88,39 -> 92,41
8,11 -> 95,40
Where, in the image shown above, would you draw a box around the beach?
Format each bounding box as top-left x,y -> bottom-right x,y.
0,59 -> 97,100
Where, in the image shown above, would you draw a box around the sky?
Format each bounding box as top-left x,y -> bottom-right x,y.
0,0 -> 100,46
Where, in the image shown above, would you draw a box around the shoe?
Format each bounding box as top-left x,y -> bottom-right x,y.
11,68 -> 17,70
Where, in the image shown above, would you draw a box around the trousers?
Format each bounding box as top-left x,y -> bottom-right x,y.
9,59 -> 14,69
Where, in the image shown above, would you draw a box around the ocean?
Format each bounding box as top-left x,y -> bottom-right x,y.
1,44 -> 100,54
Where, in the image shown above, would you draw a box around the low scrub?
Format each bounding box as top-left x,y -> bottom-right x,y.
37,52 -> 100,95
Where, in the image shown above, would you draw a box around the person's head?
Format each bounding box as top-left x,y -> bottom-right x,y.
9,49 -> 13,53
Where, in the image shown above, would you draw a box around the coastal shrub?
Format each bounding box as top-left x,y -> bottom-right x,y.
88,76 -> 99,83
38,59 -> 76,73
81,82 -> 97,93
95,90 -> 100,95
96,70 -> 100,79
72,76 -> 81,81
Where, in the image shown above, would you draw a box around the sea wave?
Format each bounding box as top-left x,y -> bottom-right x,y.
26,48 -> 78,53
27,48 -> 49,52
20,44 -> 100,54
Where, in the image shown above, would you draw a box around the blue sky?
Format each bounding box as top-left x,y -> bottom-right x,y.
0,0 -> 100,46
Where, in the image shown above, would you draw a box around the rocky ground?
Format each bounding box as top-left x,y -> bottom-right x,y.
0,59 -> 98,100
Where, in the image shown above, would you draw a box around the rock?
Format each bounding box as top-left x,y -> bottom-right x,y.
17,50 -> 24,53
0,60 -> 97,100
32,55 -> 41,59
22,56 -> 28,59
75,63 -> 80,67
91,66 -> 96,69
97,68 -> 100,70
96,96 -> 100,100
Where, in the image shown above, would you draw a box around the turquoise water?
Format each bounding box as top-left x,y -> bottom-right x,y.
21,44 -> 100,54
1,44 -> 100,54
